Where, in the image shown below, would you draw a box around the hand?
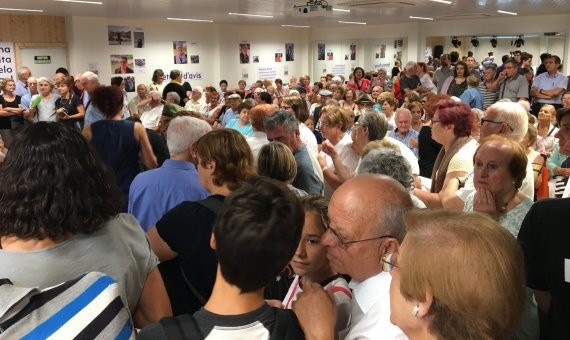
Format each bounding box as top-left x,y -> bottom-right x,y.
473,187 -> 498,218
321,140 -> 338,160
292,280 -> 336,340
558,167 -> 570,177
409,137 -> 418,148
317,153 -> 328,169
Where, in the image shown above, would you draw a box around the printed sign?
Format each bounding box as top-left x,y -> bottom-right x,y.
258,67 -> 277,80
34,56 -> 51,64
0,42 -> 16,79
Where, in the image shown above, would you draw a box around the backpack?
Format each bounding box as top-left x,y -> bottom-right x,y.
158,307 -> 305,340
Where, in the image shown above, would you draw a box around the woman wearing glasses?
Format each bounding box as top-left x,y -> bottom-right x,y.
387,209 -> 526,340
413,99 -> 476,208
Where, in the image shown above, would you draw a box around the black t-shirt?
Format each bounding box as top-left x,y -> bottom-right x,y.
146,129 -> 169,167
518,198 -> 570,339
418,125 -> 442,178
55,93 -> 82,120
156,195 -> 224,315
0,95 -> 21,129
399,75 -> 421,97
162,82 -> 187,106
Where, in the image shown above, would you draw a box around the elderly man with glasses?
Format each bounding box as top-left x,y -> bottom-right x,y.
294,174 -> 413,339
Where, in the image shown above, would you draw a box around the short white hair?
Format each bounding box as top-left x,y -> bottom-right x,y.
81,71 -> 99,83
166,116 -> 212,156
17,66 -> 31,79
487,101 -> 528,142
166,92 -> 181,103
405,61 -> 417,71
395,108 -> 412,121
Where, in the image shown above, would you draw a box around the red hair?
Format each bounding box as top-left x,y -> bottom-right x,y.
434,99 -> 472,137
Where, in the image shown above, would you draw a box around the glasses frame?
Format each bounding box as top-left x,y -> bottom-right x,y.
480,118 -> 514,131
382,253 -> 399,272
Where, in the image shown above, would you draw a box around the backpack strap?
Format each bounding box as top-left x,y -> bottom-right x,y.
195,196 -> 224,215
159,315 -> 204,340
271,308 -> 306,340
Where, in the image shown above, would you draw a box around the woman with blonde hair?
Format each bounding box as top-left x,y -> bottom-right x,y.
388,209 -> 526,340
339,88 -> 357,113
27,77 -> 60,122
258,141 -> 306,197
534,104 -> 558,156
0,78 -> 24,147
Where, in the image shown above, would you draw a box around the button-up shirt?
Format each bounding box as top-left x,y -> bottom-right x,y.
344,272 -> 407,340
14,79 -> 29,98
388,128 -> 420,158
83,91 -> 105,126
532,71 -> 568,104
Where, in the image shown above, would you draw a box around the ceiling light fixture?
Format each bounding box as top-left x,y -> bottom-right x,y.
167,17 -> 214,22
470,36 -> 479,47
490,36 -> 497,48
514,35 -> 524,48
281,24 -> 310,28
338,20 -> 366,25
451,36 -> 461,48
0,7 -> 44,12
429,0 -> 452,4
497,10 -> 517,15
333,8 -> 351,12
53,0 -> 103,4
409,16 -> 433,20
228,12 -> 273,18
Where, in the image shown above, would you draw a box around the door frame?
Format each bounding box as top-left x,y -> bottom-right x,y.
14,42 -> 69,70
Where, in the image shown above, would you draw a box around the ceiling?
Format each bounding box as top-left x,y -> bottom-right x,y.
1,0 -> 569,26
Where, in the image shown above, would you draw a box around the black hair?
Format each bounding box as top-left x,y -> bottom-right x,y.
0,122 -> 122,240
110,76 -> 124,87
183,81 -> 192,92
540,53 -> 551,62
502,55 -> 510,63
214,176 -> 304,293
219,79 -> 228,86
152,69 -> 164,83
92,85 -> 124,118
55,67 -> 69,76
449,51 -> 459,63
259,92 -> 273,105
521,52 -> 533,62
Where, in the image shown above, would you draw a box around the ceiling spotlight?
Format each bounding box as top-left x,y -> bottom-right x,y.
451,36 -> 461,48
514,35 -> 524,48
470,36 -> 479,47
490,36 -> 497,48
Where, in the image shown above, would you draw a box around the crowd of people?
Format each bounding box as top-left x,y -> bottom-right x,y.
0,48 -> 569,340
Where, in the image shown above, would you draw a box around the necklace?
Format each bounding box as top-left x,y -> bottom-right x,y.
499,189 -> 518,214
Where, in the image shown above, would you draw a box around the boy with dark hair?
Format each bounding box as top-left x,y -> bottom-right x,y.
139,176 -> 306,339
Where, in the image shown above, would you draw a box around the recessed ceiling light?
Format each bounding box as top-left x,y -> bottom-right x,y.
53,0 -> 102,4
339,20 -> 366,25
497,10 -> 517,15
333,8 -> 351,12
281,25 -> 310,28
409,16 -> 434,20
167,17 -> 214,22
0,7 -> 43,12
228,12 -> 273,18
429,0 -> 452,4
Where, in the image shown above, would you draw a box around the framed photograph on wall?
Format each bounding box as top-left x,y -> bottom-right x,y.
285,43 -> 294,61
240,43 -> 250,64
134,30 -> 144,48
111,54 -> 134,74
173,41 -> 188,64
317,43 -> 325,60
108,26 -> 131,45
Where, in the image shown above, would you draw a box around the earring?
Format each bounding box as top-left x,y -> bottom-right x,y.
412,305 -> 420,317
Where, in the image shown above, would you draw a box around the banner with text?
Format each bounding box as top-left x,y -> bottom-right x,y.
0,42 -> 16,79
258,66 -> 277,80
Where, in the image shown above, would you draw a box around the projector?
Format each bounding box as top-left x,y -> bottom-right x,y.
293,4 -> 333,17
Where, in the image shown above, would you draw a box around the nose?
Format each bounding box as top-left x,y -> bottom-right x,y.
321,228 -> 337,248
554,130 -> 561,139
295,241 -> 306,259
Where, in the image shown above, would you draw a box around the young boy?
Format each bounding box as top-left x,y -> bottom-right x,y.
139,176 -> 306,339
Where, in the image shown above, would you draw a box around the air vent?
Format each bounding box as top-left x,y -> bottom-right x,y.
336,1 -> 415,8
437,13 -> 492,19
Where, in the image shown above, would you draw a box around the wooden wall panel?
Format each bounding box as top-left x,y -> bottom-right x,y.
0,14 -> 66,43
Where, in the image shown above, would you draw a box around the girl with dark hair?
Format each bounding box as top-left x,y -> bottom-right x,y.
83,85 -> 157,204
0,122 -> 171,328
55,76 -> 85,130
149,69 -> 166,93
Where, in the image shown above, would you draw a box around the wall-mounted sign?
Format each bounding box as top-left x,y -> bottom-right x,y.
34,56 -> 51,64
0,42 -> 16,78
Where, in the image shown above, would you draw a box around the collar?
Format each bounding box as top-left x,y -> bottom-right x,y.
506,73 -> 520,81
162,159 -> 197,170
545,71 -> 561,79
349,271 -> 391,314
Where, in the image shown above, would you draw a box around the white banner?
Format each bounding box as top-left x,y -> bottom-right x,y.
331,64 -> 345,76
182,71 -> 203,81
258,66 -> 277,80
0,42 -> 16,79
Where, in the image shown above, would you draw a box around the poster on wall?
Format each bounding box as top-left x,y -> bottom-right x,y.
380,44 -> 386,58
133,29 -> 144,48
108,25 -> 132,45
275,53 -> 283,62
253,56 -> 259,63
327,51 -> 334,61
124,76 -> 135,92
284,65 -> 289,76
317,43 -> 325,60
331,64 -> 345,76
241,68 -> 249,79
285,43 -> 294,61
173,41 -> 188,64
191,55 -> 200,64
258,66 -> 277,80
135,58 -> 146,73
111,54 -> 134,74
350,44 -> 356,60
240,43 -> 250,64
0,42 -> 16,79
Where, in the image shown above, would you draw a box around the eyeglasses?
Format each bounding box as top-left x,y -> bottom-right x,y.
382,253 -> 399,272
320,208 -> 395,249
480,118 -> 514,131
280,105 -> 292,110
431,120 -> 441,125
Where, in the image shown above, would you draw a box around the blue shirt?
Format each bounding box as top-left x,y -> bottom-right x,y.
459,87 -> 484,110
14,80 -> 29,98
20,92 -> 32,109
226,118 -> 253,137
532,71 -> 568,104
83,91 -> 105,126
388,128 -> 419,158
128,159 -> 209,231
221,108 -> 238,127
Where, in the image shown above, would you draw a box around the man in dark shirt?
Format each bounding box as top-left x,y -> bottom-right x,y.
161,69 -> 187,106
399,61 -> 421,99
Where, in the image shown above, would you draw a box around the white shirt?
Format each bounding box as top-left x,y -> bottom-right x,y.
300,123 -> 318,155
322,134 -> 360,198
184,99 -> 208,113
385,136 -> 420,175
343,272 -> 407,340
246,131 -> 269,163
140,105 -> 163,130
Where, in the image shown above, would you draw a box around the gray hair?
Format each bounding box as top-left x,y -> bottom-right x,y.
264,109 -> 299,134
17,66 -> 31,79
359,108 -> 388,141
166,116 -> 212,156
81,71 -> 99,83
487,101 -> 528,142
405,61 -> 417,71
395,108 -> 412,121
358,148 -> 413,190
36,77 -> 54,89
166,91 -> 181,103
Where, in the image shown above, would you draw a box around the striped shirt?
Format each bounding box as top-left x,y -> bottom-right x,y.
0,272 -> 135,340
478,82 -> 498,110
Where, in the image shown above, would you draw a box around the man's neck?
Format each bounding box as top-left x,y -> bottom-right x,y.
547,70 -> 558,76
204,267 -> 265,315
440,65 -> 450,71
